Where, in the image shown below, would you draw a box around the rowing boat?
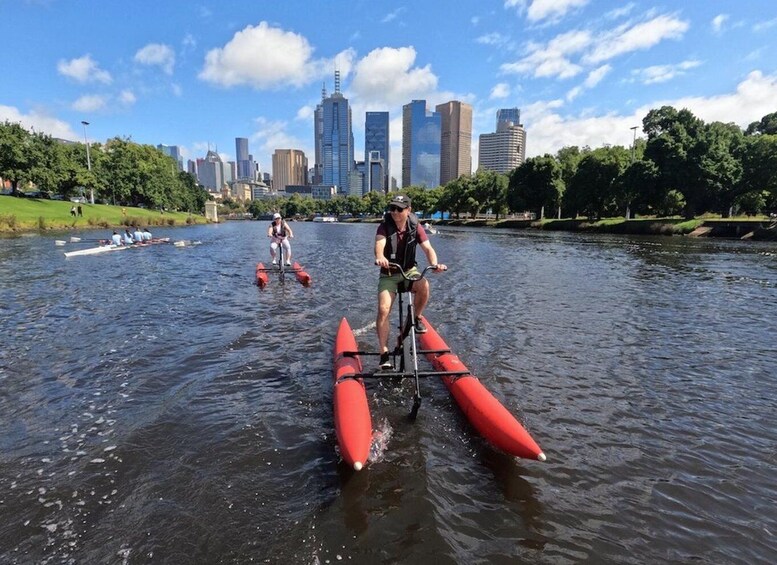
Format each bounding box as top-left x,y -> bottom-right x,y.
64,237 -> 170,258
416,316 -> 545,461
333,318 -> 372,471
64,244 -> 129,258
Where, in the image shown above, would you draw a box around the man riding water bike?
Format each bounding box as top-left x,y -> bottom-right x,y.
374,194 -> 447,369
267,212 -> 294,266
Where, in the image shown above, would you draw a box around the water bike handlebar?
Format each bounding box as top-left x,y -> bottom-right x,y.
377,262 -> 447,280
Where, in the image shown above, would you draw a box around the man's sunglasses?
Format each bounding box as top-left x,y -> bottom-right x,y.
388,205 -> 405,212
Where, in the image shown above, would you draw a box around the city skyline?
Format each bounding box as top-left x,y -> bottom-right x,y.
2,1 -> 777,184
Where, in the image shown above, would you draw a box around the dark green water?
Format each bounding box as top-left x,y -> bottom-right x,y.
1,222 -> 775,564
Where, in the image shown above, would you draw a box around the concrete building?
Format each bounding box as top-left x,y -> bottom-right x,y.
272,149 -> 308,192
196,150 -> 224,191
436,101 -> 472,185
478,108 -> 527,174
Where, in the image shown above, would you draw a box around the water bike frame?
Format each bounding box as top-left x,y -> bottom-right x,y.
346,263 -> 467,420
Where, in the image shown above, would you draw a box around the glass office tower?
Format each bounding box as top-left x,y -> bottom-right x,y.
402,100 -> 440,189
322,72 -> 354,194
365,111 -> 389,192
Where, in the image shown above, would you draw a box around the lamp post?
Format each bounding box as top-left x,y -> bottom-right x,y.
627,126 -> 638,219
81,120 -> 94,204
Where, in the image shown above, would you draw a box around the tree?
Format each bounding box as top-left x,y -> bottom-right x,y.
737,133 -> 777,212
507,156 -> 564,218
564,147 -> 629,219
644,106 -> 706,217
745,111 -> 777,136
0,121 -> 35,194
470,170 -> 508,219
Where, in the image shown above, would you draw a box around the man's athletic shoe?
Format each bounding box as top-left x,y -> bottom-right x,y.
414,317 -> 427,334
378,352 -> 392,369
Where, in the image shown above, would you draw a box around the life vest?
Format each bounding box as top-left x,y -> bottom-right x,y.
270,221 -> 287,238
382,212 -> 420,271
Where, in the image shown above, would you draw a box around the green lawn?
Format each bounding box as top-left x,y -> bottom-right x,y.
0,196 -> 207,232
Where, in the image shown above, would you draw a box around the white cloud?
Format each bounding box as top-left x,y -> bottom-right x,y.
72,94 -> 108,112
119,90 -> 137,105
134,43 -> 176,75
250,117 -> 310,165
296,105 -> 313,121
753,17 -> 777,32
501,30 -> 590,79
585,14 -> 689,64
567,64 -> 611,100
501,13 -> 690,81
711,14 -> 728,34
631,60 -> 701,85
527,0 -> 589,23
490,82 -> 511,99
349,47 -> 439,106
57,55 -> 112,84
476,32 -> 510,46
604,3 -> 635,20
523,70 -> 777,157
382,8 -> 405,24
199,22 -> 353,89
0,104 -> 76,140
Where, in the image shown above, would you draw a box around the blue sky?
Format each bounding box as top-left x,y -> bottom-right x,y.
3,0 -> 777,183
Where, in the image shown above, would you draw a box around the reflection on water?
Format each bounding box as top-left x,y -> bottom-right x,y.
1,223 -> 776,563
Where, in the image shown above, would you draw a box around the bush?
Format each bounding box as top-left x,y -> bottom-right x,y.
0,214 -> 18,229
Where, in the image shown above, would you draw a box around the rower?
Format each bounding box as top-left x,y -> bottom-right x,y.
110,231 -> 122,246
123,229 -> 134,245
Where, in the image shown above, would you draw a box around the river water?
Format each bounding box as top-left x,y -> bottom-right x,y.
1,221 -> 775,564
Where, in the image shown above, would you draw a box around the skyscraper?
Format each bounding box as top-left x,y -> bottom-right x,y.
478,108 -> 527,174
321,71 -> 354,194
436,101 -> 472,185
272,149 -> 308,192
313,83 -> 326,185
402,100 -> 440,189
496,108 -> 520,129
157,144 -> 183,171
196,150 -> 224,191
365,111 -> 389,192
236,137 -> 252,180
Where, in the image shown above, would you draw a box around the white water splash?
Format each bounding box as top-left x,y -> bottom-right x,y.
369,418 -> 393,463
352,320 -> 376,336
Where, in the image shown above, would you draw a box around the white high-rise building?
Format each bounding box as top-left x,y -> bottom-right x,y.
478,110 -> 526,174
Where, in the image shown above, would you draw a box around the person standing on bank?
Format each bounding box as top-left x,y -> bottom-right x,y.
374,194 -> 447,369
267,212 -> 293,265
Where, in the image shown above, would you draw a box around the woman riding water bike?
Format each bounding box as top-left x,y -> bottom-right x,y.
267,212 -> 294,266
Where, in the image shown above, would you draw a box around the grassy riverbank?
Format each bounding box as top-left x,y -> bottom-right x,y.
0,196 -> 207,233
431,215 -> 776,239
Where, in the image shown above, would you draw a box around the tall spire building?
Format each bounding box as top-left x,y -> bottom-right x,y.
320,71 -> 354,194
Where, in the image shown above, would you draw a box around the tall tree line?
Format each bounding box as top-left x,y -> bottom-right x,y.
0,122 -> 208,213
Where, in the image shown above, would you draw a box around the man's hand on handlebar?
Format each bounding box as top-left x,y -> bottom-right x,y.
433,264 -> 447,272
375,257 -> 390,268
